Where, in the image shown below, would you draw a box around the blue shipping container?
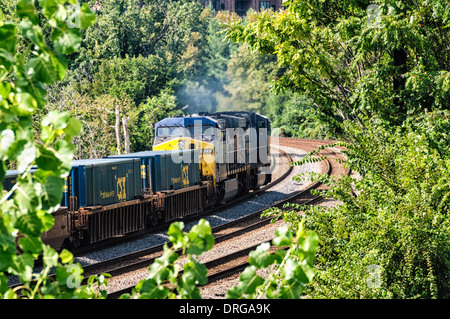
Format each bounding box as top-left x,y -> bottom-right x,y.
65,158 -> 142,210
105,149 -> 200,193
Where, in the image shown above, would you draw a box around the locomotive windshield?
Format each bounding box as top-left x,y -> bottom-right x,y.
157,126 -> 184,137
156,124 -> 215,140
186,124 -> 215,139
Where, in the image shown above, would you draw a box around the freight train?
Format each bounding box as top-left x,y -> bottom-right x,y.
2,111 -> 271,250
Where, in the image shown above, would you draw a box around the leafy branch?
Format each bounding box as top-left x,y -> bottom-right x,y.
0,0 -> 110,299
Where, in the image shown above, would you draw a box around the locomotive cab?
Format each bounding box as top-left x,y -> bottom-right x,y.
153,112 -> 272,203
153,115 -> 220,184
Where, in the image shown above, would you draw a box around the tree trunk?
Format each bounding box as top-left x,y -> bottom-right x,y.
115,103 -> 122,155
122,116 -> 130,154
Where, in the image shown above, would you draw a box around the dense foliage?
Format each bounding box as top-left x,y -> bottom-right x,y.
1,0 -> 448,300
229,0 -> 450,298
0,0 -> 110,298
4,0 -> 323,159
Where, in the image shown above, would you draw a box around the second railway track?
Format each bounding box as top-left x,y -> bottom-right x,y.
98,139 -> 349,298
9,138 -> 349,298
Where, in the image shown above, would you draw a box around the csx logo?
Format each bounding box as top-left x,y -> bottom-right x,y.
116,177 -> 127,201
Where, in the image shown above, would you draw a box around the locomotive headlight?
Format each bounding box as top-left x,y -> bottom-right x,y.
178,140 -> 185,150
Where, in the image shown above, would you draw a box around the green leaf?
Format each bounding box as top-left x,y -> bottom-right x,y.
16,143 -> 36,173
6,139 -> 25,162
12,253 -> 34,282
225,286 -> 243,299
0,250 -> 14,272
298,230 -> 319,253
272,226 -> 293,246
14,179 -> 39,213
42,244 -> 58,268
283,258 -> 309,284
19,20 -> 43,47
55,263 -> 84,289
0,23 -> 17,54
42,175 -> 64,209
16,0 -> 39,24
54,139 -> 75,170
183,258 -> 208,285
273,248 -> 287,264
59,249 -> 73,264
278,283 -> 302,299
15,213 -> 42,237
0,48 -> 15,71
0,129 -> 15,154
18,236 -> 43,255
0,160 -> 5,183
36,146 -> 62,171
64,117 -> 82,137
187,219 -> 214,255
148,247 -> 177,284
167,221 -> 187,248
238,266 -> 264,295
53,3 -> 67,22
36,210 -> 55,232
138,278 -> 169,299
42,110 -> 71,130
27,51 -> 65,84
79,3 -> 96,28
15,92 -> 38,115
248,242 -> 275,268
0,81 -> 12,99
52,27 -> 81,54
0,273 -> 9,295
38,0 -> 59,19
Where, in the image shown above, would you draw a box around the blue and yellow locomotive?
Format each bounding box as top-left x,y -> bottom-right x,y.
153,111 -> 272,202
2,111 -> 272,249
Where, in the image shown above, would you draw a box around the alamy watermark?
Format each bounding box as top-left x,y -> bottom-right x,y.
366,264 -> 381,289
367,4 -> 381,28
65,263 -> 82,289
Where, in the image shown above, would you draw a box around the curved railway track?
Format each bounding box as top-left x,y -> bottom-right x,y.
101,139 -> 349,298
104,192 -> 323,299
199,138 -> 350,297
7,146 -> 293,291
9,138 -> 349,298
68,147 -> 294,255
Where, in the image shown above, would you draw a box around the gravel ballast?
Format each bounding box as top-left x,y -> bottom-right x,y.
74,145 -> 324,267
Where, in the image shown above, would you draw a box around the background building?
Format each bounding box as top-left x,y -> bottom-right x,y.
199,0 -> 283,16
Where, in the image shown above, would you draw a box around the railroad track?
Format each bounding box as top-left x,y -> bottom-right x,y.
68,146 -> 294,255
7,145 -> 293,290
104,193 -> 322,299
101,140 -> 350,298
9,138 -> 348,298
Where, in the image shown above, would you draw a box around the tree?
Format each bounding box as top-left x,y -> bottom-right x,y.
225,0 -> 450,138
226,0 -> 450,298
67,0 -> 212,151
133,87 -> 182,150
175,8 -> 238,114
0,0 -> 110,298
216,43 -> 281,113
90,54 -> 171,106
